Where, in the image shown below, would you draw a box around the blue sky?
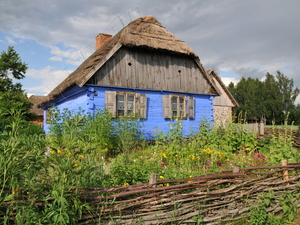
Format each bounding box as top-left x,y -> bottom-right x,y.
1,0 -> 300,103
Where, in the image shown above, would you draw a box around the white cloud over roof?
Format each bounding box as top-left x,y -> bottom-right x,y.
0,0 -> 299,103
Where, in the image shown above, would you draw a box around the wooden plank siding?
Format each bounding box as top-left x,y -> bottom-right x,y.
87,47 -> 212,94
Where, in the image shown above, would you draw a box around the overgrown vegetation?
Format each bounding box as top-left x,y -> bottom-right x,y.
0,106 -> 300,224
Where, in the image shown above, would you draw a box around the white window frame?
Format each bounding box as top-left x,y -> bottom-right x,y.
105,91 -> 147,118
163,95 -> 194,119
116,92 -> 135,117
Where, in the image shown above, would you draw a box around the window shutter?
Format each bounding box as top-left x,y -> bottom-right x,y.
105,91 -> 116,117
163,95 -> 172,118
188,96 -> 195,119
136,93 -> 147,118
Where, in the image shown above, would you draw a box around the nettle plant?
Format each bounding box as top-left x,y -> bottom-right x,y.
249,191 -> 298,225
47,107 -> 144,158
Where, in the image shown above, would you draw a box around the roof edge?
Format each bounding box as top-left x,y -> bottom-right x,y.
206,69 -> 239,107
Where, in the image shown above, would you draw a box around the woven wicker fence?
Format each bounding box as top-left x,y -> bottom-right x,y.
73,161 -> 300,224
3,162 -> 300,224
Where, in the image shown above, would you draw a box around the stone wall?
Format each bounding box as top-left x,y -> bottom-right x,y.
214,106 -> 232,127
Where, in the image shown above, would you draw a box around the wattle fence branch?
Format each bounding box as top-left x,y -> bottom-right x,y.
2,161 -> 300,224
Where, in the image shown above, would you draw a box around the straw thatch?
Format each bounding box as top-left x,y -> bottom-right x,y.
28,95 -> 47,115
206,68 -> 239,107
41,15 -> 219,106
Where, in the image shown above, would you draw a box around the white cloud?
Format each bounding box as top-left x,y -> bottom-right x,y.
220,77 -> 240,86
25,66 -> 73,95
50,46 -> 78,59
5,36 -> 16,44
49,46 -> 90,66
49,56 -> 63,62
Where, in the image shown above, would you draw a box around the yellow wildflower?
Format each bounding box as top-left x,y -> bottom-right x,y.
201,148 -> 213,154
187,154 -> 196,160
188,175 -> 194,183
160,153 -> 167,158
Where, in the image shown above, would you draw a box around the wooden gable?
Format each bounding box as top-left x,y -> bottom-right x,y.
206,69 -> 238,107
87,47 -> 214,94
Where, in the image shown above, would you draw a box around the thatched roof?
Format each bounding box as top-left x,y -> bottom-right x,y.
41,15 -> 219,106
29,95 -> 47,115
206,69 -> 239,107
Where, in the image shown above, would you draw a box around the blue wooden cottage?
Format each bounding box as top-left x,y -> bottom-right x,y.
40,15 -> 221,138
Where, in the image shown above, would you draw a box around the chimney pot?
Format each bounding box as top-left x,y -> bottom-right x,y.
96,33 -> 112,50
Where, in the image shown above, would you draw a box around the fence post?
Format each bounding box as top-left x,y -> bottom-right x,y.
149,173 -> 158,187
282,160 -> 289,182
233,165 -> 240,173
259,120 -> 264,135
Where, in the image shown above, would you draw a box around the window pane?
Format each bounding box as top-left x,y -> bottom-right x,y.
117,101 -> 124,116
128,94 -> 134,102
127,103 -> 133,110
117,94 -> 125,116
117,94 -> 124,101
171,97 -> 177,104
118,110 -> 125,116
172,104 -> 177,111
179,97 -> 184,117
171,96 -> 177,111
117,102 -> 124,109
127,94 -> 134,110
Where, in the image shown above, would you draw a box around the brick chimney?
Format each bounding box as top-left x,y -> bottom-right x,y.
96,33 -> 112,50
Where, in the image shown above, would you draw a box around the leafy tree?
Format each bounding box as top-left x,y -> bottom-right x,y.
0,46 -> 28,92
275,71 -> 300,124
229,77 -> 264,120
290,104 -> 300,125
261,73 -> 282,123
228,71 -> 300,125
0,46 -> 33,130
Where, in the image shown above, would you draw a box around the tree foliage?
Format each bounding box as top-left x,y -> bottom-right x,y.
0,46 -> 33,130
0,46 -> 28,92
228,71 -> 300,124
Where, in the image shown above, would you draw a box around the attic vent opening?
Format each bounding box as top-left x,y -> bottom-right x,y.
128,62 -> 132,66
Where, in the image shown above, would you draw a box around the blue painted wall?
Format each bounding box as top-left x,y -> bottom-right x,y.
42,85 -> 215,139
